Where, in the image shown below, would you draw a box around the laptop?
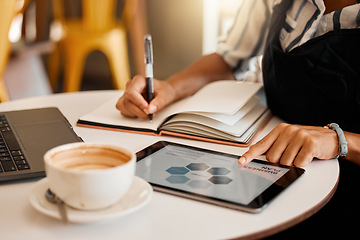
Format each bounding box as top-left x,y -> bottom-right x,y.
0,107 -> 83,182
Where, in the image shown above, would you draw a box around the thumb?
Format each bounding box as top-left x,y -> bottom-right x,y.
147,103 -> 158,114
147,96 -> 167,114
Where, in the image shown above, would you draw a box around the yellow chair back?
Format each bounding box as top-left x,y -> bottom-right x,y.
49,0 -> 136,91
83,0 -> 116,32
0,0 -> 18,101
53,0 -> 119,31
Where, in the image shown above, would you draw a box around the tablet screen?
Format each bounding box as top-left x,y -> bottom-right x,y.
136,141 -> 305,212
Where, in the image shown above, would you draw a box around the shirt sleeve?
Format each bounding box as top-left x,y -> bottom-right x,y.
216,0 -> 276,78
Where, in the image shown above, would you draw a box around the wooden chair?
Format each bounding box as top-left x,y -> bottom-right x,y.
49,0 -> 137,92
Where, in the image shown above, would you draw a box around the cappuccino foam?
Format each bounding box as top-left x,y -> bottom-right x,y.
50,146 -> 131,171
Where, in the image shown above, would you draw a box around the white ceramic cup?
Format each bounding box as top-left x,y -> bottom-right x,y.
44,142 -> 136,210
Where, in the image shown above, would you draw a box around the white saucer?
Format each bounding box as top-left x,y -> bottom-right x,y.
29,176 -> 153,223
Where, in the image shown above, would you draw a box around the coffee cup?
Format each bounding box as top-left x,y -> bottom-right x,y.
44,142 -> 136,210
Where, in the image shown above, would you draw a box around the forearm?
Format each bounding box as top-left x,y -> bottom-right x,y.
344,132 -> 360,165
166,53 -> 235,101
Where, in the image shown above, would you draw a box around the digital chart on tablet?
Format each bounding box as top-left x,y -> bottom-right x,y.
135,141 -> 305,213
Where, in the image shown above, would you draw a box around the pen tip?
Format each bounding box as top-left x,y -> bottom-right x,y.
149,114 -> 153,121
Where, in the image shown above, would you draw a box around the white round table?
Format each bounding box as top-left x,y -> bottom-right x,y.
0,91 -> 339,240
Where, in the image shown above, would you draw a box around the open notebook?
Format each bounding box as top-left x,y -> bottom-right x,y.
77,81 -> 271,146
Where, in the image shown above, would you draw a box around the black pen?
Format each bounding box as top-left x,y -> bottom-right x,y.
144,34 -> 154,120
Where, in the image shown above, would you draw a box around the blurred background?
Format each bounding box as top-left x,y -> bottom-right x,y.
1,0 -> 241,101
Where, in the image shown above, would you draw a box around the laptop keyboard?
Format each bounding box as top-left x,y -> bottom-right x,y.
0,115 -> 30,173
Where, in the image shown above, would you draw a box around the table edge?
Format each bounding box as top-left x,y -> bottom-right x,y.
233,170 -> 340,240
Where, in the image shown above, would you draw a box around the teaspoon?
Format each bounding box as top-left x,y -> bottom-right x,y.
45,189 -> 68,223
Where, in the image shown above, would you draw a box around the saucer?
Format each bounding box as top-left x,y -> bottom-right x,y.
29,176 -> 153,223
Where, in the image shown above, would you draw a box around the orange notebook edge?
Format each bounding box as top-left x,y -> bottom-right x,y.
76,122 -> 159,136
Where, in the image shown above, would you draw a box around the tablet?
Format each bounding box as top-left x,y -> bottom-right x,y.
135,141 -> 305,213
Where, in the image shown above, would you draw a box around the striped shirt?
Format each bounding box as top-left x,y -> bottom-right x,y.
216,0 -> 360,78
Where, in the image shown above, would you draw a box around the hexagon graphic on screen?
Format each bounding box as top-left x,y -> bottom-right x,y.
166,167 -> 190,175
207,167 -> 231,175
186,163 -> 210,171
208,176 -> 233,184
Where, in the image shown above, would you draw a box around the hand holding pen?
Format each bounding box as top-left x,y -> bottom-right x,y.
145,34 -> 154,120
115,34 -> 179,119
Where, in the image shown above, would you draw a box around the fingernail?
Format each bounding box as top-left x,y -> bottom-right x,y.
238,156 -> 246,165
143,109 -> 149,114
148,105 -> 157,113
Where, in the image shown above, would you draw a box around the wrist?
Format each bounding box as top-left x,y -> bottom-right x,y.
166,73 -> 203,101
165,76 -> 186,102
343,132 -> 360,163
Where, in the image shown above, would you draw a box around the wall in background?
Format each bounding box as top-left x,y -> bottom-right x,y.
147,0 -> 242,80
146,0 -> 204,80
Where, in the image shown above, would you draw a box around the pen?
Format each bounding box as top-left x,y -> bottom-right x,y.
144,34 -> 154,121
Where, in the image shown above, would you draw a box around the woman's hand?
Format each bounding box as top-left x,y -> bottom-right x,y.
116,75 -> 177,119
238,123 -> 339,167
